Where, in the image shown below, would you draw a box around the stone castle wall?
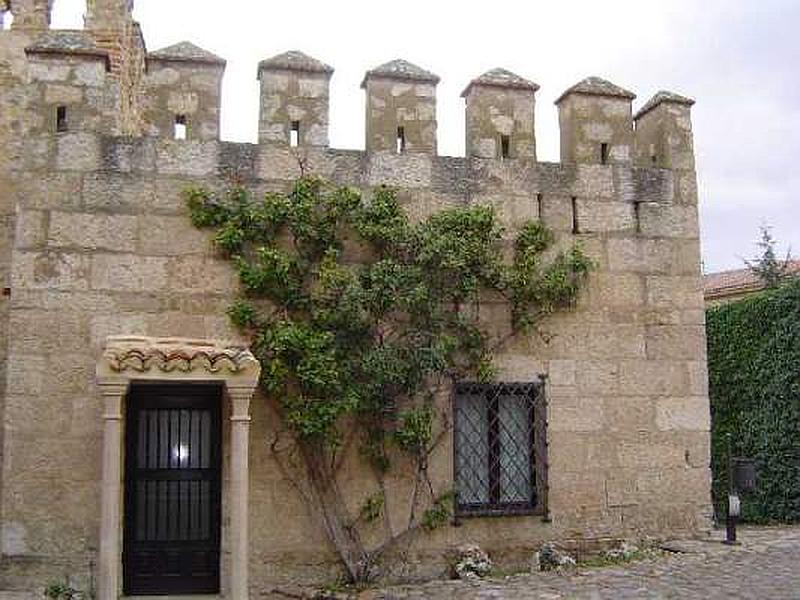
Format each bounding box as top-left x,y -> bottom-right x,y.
0,1 -> 712,596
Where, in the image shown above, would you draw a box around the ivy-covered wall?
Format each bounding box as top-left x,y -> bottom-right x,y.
707,278 -> 800,523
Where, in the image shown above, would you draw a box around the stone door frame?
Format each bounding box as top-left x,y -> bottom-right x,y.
96,336 -> 261,600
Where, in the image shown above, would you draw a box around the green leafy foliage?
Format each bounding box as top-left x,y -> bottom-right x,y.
44,580 -> 88,600
187,177 -> 590,454
393,406 -> 435,455
707,279 -> 800,523
421,491 -> 455,531
359,492 -> 385,524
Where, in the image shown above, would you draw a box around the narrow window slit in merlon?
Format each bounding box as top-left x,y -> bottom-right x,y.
571,196 -> 579,234
396,126 -> 406,154
500,135 -> 510,159
174,115 -> 187,140
56,106 -> 68,132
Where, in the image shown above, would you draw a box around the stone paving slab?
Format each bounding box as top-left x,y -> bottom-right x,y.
357,527 -> 800,600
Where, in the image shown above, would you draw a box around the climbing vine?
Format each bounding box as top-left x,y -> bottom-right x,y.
707,278 -> 800,523
186,176 -> 591,581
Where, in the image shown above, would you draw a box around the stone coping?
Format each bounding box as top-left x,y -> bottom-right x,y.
634,90 -> 696,120
361,58 -> 440,88
257,49 -> 334,76
461,67 -> 540,97
555,76 -> 636,104
148,41 -> 227,66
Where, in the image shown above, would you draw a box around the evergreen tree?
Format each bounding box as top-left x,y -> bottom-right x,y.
744,225 -> 792,288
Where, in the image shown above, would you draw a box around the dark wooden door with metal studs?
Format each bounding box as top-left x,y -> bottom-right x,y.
124,383 -> 222,595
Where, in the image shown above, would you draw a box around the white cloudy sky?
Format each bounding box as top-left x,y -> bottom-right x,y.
51,0 -> 800,273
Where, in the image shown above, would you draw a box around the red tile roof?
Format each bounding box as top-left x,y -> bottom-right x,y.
704,260 -> 800,299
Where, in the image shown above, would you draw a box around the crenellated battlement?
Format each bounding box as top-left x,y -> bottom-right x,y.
0,0 -> 696,174
0,4 -> 712,594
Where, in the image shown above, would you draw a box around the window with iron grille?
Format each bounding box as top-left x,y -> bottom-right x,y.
453,381 -> 545,516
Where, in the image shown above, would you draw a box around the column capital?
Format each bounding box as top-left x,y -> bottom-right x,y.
96,378 -> 129,397
227,384 -> 258,421
97,379 -> 128,421
226,383 -> 258,399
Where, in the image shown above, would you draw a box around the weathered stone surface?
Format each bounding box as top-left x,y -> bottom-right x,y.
639,202 -> 699,238
618,360 -> 689,396
55,133 -> 101,171
137,215 -> 213,255
576,200 -> 635,233
89,253 -> 169,292
83,172 -> 155,211
156,140 -> 219,175
645,325 -> 707,360
0,11 -> 709,594
11,251 -> 90,290
48,211 -> 137,251
13,211 -> 46,249
656,397 -> 711,431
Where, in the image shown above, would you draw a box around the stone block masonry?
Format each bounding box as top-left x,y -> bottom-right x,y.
0,1 -> 711,596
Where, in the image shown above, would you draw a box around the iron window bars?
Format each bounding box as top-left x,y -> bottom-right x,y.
453,381 -> 546,517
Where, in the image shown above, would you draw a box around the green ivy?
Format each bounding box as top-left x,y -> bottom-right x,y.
707,279 -> 800,523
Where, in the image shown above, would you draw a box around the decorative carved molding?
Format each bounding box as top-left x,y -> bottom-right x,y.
101,335 -> 259,376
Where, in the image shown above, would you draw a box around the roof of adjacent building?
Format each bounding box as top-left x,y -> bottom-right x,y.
148,41 -> 226,66
634,90 -> 696,120
461,68 -> 539,97
361,59 -> 440,88
257,50 -> 333,75
704,261 -> 800,300
25,30 -> 109,62
555,76 -> 636,104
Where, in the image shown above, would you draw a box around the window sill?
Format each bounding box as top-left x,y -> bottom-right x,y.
454,506 -> 545,520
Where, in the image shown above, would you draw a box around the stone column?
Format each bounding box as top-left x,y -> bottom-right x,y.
97,380 -> 128,600
228,386 -> 254,600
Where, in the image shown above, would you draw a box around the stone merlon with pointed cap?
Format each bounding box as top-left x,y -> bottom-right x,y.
461,68 -> 539,98
25,30 -> 111,68
557,75 -> 636,165
257,50 -> 332,147
361,58 -> 439,88
362,59 -> 439,154
463,68 -> 539,160
634,90 -> 695,121
144,41 -> 226,141
634,90 -> 696,170
555,76 -> 636,104
148,41 -> 226,66
257,50 -> 334,77
24,29 -> 117,135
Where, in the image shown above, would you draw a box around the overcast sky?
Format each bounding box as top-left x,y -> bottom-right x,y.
51,0 -> 800,273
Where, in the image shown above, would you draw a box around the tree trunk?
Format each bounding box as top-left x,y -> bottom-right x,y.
299,441 -> 369,582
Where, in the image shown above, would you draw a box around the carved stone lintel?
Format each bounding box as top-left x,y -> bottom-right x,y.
100,335 -> 260,378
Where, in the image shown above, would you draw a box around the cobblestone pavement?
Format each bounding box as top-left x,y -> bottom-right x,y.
360,527 -> 800,600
